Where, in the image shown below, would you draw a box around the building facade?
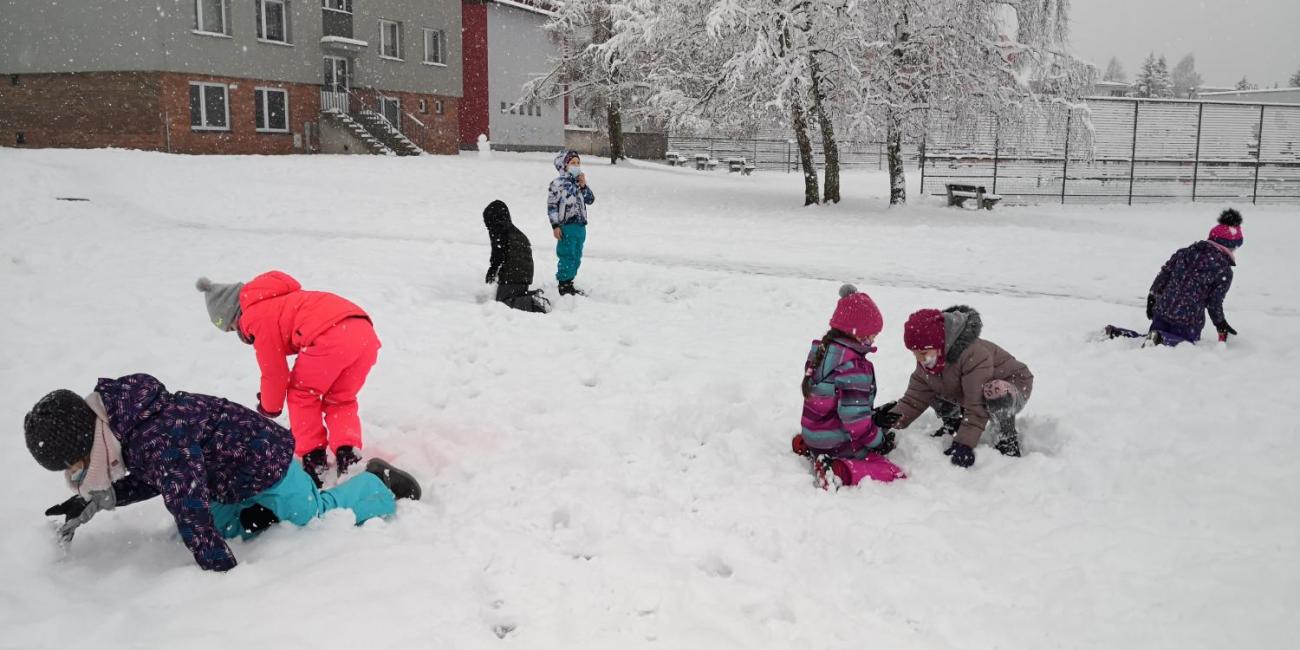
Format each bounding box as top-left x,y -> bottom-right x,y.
459,0 -> 564,151
0,0 -> 464,154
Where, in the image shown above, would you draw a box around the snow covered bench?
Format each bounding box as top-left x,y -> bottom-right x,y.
665,151 -> 688,166
694,154 -> 719,171
945,183 -> 1002,210
727,157 -> 746,173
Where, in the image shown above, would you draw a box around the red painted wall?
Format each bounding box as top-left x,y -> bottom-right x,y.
459,1 -> 490,148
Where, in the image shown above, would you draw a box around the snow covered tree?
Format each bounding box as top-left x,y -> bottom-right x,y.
1171,54 -> 1202,98
852,0 -> 1093,205
524,0 -> 640,164
1235,76 -> 1257,91
1103,56 -> 1126,82
1135,53 -> 1173,98
1291,66 -> 1300,88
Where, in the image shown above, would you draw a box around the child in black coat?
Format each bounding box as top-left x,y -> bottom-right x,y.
484,200 -> 550,313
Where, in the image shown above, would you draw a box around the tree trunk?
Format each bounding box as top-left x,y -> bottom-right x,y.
886,110 -> 906,206
606,97 -> 624,164
808,60 -> 840,203
791,98 -> 819,206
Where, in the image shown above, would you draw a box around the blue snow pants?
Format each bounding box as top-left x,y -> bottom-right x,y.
555,223 -> 587,282
210,460 -> 396,540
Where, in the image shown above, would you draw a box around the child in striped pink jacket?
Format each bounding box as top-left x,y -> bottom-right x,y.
792,285 -> 901,483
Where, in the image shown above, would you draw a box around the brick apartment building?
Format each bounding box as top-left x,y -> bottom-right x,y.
0,0 -> 464,155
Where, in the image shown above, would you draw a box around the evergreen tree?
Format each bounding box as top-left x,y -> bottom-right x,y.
1235,76 -> 1256,91
1135,53 -> 1172,98
1289,66 -> 1300,88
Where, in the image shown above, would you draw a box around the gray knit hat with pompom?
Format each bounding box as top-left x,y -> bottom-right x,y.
195,277 -> 244,332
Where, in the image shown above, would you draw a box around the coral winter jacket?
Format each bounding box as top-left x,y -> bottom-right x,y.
237,271 -> 369,414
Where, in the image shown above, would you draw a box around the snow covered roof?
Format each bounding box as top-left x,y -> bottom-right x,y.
488,0 -> 556,17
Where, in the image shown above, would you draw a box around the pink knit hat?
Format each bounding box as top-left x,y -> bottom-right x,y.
829,284 -> 883,339
1207,208 -> 1244,249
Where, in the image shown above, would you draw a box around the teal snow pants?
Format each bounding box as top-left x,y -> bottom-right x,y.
555,223 -> 587,283
210,460 -> 396,540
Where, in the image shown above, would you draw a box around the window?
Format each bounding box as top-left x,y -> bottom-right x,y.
379,19 -> 402,59
434,100 -> 444,115
423,29 -> 445,65
256,0 -> 289,43
321,0 -> 351,12
255,88 -> 289,132
189,82 -> 229,130
194,0 -> 229,35
418,98 -> 427,113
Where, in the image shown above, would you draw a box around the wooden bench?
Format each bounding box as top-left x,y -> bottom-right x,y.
665,151 -> 687,166
727,157 -> 746,173
742,162 -> 756,176
945,183 -> 1002,210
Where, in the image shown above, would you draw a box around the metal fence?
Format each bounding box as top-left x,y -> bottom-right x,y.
921,97 -> 1300,204
666,134 -> 920,172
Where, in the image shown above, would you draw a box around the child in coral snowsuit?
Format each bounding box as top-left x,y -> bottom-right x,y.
196,271 -> 380,485
24,374 -> 420,572
792,285 -> 902,485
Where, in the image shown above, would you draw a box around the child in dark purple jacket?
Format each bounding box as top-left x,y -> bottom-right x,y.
1107,209 -> 1243,345
25,374 -> 422,572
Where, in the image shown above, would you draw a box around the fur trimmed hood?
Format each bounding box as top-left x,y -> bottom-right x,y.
942,305 -> 983,362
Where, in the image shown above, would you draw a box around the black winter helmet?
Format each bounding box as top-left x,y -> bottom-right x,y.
24,389 -> 96,471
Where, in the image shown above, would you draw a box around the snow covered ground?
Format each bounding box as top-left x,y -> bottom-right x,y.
0,148 -> 1296,649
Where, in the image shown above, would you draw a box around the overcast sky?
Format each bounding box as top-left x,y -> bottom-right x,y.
1068,0 -> 1300,88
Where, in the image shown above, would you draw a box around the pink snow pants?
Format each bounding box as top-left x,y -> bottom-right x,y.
287,317 -> 380,456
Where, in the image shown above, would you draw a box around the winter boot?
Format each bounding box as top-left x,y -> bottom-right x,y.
791,434 -> 810,457
301,447 -> 329,489
336,445 -> 363,478
558,281 -> 586,297
994,422 -> 1022,457
365,458 -> 422,501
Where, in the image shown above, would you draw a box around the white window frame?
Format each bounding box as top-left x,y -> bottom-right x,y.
379,19 -> 402,60
434,99 -> 444,115
321,0 -> 351,13
189,82 -> 230,131
193,0 -> 229,36
417,98 -> 427,113
257,0 -> 291,45
422,28 -> 446,66
254,87 -> 290,133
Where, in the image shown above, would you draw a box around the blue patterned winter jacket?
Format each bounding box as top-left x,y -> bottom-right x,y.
1150,240 -> 1235,336
98,374 -> 294,571
547,152 -> 595,227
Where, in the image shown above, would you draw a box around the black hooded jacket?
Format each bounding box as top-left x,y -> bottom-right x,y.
484,200 -> 534,286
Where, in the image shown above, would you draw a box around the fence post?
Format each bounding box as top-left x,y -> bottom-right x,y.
1061,110 -> 1071,204
786,140 -> 791,174
754,138 -> 759,166
1192,102 -> 1204,202
1252,104 -> 1265,204
919,131 -> 927,196
992,119 -> 1000,195
1128,101 -> 1140,206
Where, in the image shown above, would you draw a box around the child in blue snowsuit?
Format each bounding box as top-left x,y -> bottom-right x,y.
1107,209 -> 1243,345
548,150 -> 595,296
25,374 -> 422,571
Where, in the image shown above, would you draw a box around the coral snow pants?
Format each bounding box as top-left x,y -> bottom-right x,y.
287,316 -> 380,456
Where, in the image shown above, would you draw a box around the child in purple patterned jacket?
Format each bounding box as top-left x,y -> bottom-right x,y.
25,373 -> 422,572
